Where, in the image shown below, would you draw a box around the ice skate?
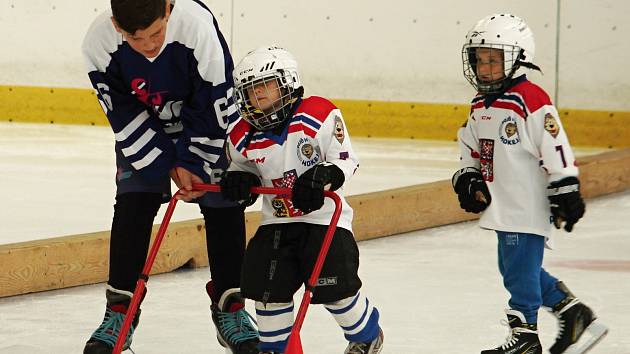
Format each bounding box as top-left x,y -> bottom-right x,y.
207,281 -> 259,354
344,327 -> 384,354
83,289 -> 140,354
549,282 -> 608,354
480,309 -> 542,354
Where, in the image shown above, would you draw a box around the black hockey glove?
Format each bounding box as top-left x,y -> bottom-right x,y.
547,177 -> 585,232
452,167 -> 491,214
219,171 -> 261,207
292,162 -> 345,214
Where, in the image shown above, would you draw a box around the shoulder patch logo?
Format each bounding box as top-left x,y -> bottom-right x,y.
334,116 -> 345,144
544,113 -> 560,138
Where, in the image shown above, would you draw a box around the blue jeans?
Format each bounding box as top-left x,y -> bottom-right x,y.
496,232 -> 566,323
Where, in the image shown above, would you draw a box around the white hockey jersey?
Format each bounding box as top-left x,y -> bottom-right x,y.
226,96 -> 359,231
458,76 -> 578,239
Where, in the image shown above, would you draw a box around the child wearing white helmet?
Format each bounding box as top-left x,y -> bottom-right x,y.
220,46 -> 384,354
453,14 -> 608,354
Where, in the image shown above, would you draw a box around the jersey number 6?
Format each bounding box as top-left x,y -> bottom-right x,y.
213,87 -> 235,130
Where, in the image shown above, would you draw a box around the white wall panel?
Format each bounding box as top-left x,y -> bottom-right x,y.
0,0 -> 628,109
229,0 -> 557,103
0,0 -> 109,88
0,0 -> 227,88
558,0 -> 630,110
202,0 -> 233,48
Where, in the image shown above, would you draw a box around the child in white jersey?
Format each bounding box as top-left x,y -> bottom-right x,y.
452,14 -> 607,354
453,14 -> 606,354
219,46 -> 384,354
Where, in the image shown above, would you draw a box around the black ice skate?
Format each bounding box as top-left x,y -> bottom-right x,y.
83,289 -> 141,354
207,281 -> 259,354
549,282 -> 608,354
344,327 -> 384,354
481,309 -> 542,354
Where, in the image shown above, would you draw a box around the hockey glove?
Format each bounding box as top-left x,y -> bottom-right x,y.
547,177 -> 585,232
219,171 -> 261,207
452,167 -> 491,213
292,162 -> 345,214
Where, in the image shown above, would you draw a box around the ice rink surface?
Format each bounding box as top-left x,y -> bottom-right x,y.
0,122 -> 628,353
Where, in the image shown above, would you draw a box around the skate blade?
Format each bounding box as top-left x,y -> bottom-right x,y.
562,322 -> 609,354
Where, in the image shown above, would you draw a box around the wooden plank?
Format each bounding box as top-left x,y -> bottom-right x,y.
349,181 -> 477,241
576,149 -> 630,198
1,149 -> 629,297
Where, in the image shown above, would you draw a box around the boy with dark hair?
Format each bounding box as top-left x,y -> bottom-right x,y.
454,13 -> 608,354
220,46 -> 384,354
81,1 -> 258,353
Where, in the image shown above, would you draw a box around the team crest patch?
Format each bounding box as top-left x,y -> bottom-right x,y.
297,137 -> 321,167
271,198 -> 289,217
544,113 -> 560,138
505,122 -> 517,137
301,143 -> 313,159
270,170 -> 303,217
334,116 -> 345,144
499,116 -> 520,145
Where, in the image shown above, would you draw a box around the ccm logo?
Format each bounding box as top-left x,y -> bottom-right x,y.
317,277 -> 338,286
481,115 -> 492,120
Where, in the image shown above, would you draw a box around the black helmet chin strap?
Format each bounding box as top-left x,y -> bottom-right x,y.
515,48 -> 542,74
517,61 -> 542,73
279,86 -> 303,115
268,86 -> 305,133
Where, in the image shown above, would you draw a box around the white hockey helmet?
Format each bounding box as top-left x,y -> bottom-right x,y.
233,46 -> 303,131
462,14 -> 540,94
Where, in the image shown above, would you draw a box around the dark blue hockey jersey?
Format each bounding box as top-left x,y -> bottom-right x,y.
82,0 -> 238,181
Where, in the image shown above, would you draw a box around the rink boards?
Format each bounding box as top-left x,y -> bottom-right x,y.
1,149 -> 629,298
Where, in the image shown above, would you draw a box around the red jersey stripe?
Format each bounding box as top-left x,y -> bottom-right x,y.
294,96 -> 337,124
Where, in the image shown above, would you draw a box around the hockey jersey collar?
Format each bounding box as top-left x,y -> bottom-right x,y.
481,75 -> 528,108
257,98 -> 303,145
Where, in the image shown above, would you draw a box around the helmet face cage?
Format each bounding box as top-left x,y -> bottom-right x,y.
234,69 -> 299,131
462,43 -> 522,94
